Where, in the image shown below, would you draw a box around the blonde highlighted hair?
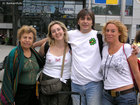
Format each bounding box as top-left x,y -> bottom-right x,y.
102,20 -> 128,43
47,21 -> 68,46
17,25 -> 37,42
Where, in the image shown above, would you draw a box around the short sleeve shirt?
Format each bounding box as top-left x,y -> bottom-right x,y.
101,44 -> 133,90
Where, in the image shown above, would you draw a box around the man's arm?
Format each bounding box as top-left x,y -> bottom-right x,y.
131,44 -> 140,55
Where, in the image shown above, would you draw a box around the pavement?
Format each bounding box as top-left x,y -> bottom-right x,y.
0,45 -> 15,88
0,45 -> 15,62
0,44 -> 40,89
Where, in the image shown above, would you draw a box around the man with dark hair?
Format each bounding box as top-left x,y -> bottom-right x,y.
68,8 -> 103,105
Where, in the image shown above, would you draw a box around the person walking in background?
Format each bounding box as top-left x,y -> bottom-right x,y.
0,25 -> 44,105
101,20 -> 140,105
38,21 -> 71,105
134,30 -> 140,60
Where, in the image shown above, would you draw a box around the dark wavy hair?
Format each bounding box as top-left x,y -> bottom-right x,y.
134,30 -> 140,43
77,8 -> 95,30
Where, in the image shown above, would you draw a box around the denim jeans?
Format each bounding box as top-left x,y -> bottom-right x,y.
102,89 -> 137,105
71,81 -> 103,105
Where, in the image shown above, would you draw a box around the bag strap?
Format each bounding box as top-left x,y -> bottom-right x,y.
60,43 -> 67,78
44,42 -> 71,55
44,41 -> 49,55
123,44 -> 134,81
97,32 -> 103,58
40,43 -> 67,81
123,44 -> 127,59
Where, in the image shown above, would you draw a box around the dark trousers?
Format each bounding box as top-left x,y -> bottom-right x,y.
15,84 -> 39,105
39,73 -> 71,105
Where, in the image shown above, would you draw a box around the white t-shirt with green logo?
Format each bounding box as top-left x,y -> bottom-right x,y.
68,29 -> 102,85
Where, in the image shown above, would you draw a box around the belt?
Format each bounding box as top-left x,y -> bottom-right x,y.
105,87 -> 135,97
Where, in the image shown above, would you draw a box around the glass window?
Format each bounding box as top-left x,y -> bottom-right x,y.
91,0 -> 133,16
22,0 -> 83,38
0,1 -> 13,23
125,0 -> 133,16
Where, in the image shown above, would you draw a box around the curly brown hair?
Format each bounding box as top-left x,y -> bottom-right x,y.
102,20 -> 128,43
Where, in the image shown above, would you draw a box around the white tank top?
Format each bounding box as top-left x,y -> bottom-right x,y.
43,49 -> 71,83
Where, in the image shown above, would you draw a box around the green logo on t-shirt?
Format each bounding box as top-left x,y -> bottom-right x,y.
89,38 -> 96,45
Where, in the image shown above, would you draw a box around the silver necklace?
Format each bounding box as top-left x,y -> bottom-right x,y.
103,55 -> 114,81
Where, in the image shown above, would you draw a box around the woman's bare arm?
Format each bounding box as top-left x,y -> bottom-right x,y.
33,38 -> 48,48
39,42 -> 46,57
128,54 -> 140,91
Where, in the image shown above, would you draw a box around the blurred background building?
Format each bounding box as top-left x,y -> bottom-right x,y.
0,0 -> 140,45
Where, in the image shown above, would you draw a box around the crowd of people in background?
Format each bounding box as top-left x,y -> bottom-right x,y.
0,8 -> 140,105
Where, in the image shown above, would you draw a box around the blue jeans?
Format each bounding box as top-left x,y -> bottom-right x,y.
102,89 -> 137,105
71,81 -> 103,105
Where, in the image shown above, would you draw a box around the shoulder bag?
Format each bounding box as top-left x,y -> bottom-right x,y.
38,43 -> 67,95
